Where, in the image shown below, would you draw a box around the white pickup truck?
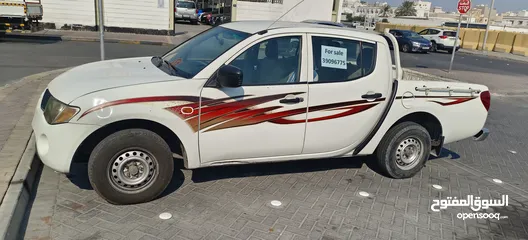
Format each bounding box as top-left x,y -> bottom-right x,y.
32,21 -> 490,205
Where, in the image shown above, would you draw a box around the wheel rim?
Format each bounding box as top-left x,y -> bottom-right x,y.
108,149 -> 158,193
395,137 -> 424,170
403,45 -> 409,52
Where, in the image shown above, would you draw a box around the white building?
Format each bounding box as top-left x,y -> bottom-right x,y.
518,10 -> 528,17
412,0 -> 431,18
235,0 -> 343,22
39,0 -> 343,33
431,6 -> 443,14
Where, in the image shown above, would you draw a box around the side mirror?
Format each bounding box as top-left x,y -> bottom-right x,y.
217,65 -> 243,88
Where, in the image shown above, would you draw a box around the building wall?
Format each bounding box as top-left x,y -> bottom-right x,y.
235,1 -> 282,21
235,0 -> 334,22
40,0 -> 171,30
41,0 -> 96,27
104,0 -> 170,30
413,0 -> 431,18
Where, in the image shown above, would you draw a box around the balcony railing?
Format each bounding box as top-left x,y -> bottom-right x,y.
238,0 -> 283,4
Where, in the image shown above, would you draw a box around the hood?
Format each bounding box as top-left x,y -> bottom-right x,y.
408,37 -> 430,44
48,57 -> 183,103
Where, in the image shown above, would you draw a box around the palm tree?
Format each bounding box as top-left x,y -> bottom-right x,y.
381,5 -> 392,17
395,1 -> 417,17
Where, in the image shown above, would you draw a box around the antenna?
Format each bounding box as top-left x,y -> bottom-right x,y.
265,0 -> 306,30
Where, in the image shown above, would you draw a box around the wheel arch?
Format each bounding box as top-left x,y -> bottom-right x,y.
390,111 -> 443,143
72,119 -> 187,167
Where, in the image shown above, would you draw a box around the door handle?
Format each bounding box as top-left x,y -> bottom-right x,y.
361,92 -> 382,101
280,97 -> 304,104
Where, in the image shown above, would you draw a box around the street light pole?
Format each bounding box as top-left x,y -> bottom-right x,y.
97,0 -> 105,60
482,0 -> 495,52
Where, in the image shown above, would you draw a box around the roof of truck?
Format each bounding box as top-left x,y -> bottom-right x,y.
221,21 -> 386,43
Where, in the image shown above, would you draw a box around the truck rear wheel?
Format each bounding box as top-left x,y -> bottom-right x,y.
375,122 -> 431,179
88,129 -> 174,205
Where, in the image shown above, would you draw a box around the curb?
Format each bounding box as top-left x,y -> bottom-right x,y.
458,49 -> 528,63
1,31 -> 187,46
0,133 -> 40,240
402,68 -> 459,82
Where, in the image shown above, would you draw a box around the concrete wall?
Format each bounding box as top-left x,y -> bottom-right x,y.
40,0 -> 171,30
235,1 -> 282,21
103,0 -> 170,30
377,22 -> 528,56
41,0 -> 96,27
235,0 -> 334,22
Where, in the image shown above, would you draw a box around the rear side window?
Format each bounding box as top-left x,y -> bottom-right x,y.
311,36 -> 377,83
443,31 -> 457,37
430,29 -> 440,35
177,2 -> 195,8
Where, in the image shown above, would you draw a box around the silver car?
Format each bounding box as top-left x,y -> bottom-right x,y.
175,1 -> 198,24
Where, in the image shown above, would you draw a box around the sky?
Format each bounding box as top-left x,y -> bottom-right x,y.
375,0 -> 528,13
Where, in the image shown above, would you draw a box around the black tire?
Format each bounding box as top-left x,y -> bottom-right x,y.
402,44 -> 411,53
190,20 -> 198,25
431,42 -> 437,52
88,129 -> 174,205
375,122 -> 431,179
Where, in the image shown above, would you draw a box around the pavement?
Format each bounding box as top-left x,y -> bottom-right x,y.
459,49 -> 528,64
0,29 -> 527,240
0,23 -> 211,46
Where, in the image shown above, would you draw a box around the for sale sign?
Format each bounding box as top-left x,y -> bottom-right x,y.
458,0 -> 471,14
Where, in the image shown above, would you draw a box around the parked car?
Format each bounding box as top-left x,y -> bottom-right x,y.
418,28 -> 461,53
384,29 -> 432,53
175,0 -> 198,24
32,22 -> 490,204
301,20 -> 346,28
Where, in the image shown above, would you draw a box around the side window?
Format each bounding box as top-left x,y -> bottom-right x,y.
229,36 -> 302,86
418,29 -> 429,35
430,29 -> 440,35
311,36 -> 376,83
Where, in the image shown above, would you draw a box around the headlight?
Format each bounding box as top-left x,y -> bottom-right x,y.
412,42 -> 421,47
43,95 -> 80,124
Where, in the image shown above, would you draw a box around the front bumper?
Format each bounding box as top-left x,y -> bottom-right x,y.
32,100 -> 99,173
473,128 -> 489,141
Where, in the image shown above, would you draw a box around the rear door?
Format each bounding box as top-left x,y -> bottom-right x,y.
302,34 -> 391,154
176,1 -> 196,18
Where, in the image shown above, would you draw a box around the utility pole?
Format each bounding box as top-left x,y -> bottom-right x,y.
97,0 -> 105,60
482,0 -> 495,52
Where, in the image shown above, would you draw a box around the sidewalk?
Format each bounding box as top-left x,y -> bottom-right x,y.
1,24 -> 210,46
459,48 -> 528,63
0,69 -> 67,239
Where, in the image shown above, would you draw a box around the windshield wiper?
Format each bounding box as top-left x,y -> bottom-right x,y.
151,56 -> 184,77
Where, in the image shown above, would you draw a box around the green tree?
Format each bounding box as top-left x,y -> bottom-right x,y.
395,1 -> 417,17
381,5 -> 392,17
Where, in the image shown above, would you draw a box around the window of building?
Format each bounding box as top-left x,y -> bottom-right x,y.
311,36 -> 376,83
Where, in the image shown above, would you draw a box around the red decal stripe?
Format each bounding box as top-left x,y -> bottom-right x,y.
429,97 -> 475,106
79,96 -> 202,119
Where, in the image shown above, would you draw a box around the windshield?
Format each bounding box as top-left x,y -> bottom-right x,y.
177,2 -> 195,8
161,27 -> 250,78
403,31 -> 421,38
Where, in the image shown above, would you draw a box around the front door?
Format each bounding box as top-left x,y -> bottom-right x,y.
301,34 -> 390,154
199,33 -> 309,164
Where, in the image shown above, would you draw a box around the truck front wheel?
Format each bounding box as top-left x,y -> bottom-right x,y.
375,122 -> 431,179
88,129 -> 174,205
